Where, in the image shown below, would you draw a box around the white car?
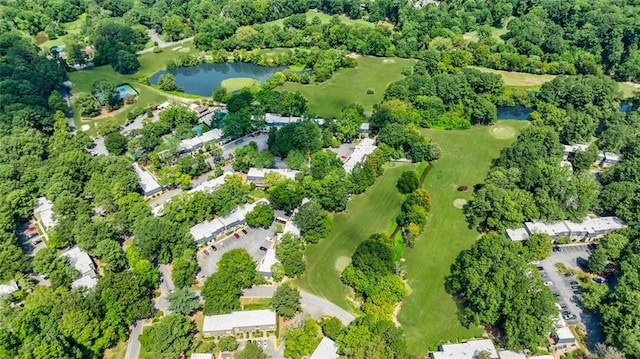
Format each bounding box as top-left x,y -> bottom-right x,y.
544,281 -> 553,286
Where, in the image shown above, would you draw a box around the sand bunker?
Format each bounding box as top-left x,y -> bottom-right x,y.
335,256 -> 351,271
453,198 -> 468,209
490,125 -> 516,139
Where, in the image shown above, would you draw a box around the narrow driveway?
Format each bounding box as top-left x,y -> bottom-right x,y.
243,286 -> 355,325
124,320 -> 143,359
137,30 -> 194,54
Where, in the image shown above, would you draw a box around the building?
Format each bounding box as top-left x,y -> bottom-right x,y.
562,144 -> 589,156
177,129 -> 223,153
132,163 -> 163,197
497,351 -> 527,359
61,246 -> 98,289
34,197 -> 57,232
0,280 -> 18,297
188,172 -> 233,194
262,113 -> 325,127
359,122 -> 370,134
257,248 -> 279,279
246,168 -> 299,186
508,216 -> 626,242
430,339 -> 499,359
190,354 -> 213,359
505,228 -> 529,242
190,218 -> 226,244
220,198 -> 269,229
283,219 -> 301,237
554,326 -> 577,350
601,151 -> 621,166
343,138 -> 377,173
310,337 -> 339,359
202,309 -> 277,337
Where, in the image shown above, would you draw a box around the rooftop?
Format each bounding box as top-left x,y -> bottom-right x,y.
178,129 -> 223,152
61,246 -> 95,276
219,198 -> 269,227
283,219 -> 301,237
562,144 -> 589,154
190,218 -> 225,242
247,168 -> 299,181
525,220 -> 570,237
343,138 -> 377,173
506,228 -> 529,242
132,163 -> 162,196
497,350 -> 527,359
0,280 -> 18,297
359,122 -> 370,131
190,354 -> 213,359
34,197 -> 57,230
262,113 -> 325,126
71,275 -> 98,289
189,172 -> 233,194
203,309 -> 276,332
432,339 -> 498,359
556,326 -> 576,341
257,248 -> 279,274
564,216 -> 626,234
310,337 -> 339,359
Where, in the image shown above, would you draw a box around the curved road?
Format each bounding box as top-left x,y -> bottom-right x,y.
137,29 -> 194,55
243,285 -> 355,325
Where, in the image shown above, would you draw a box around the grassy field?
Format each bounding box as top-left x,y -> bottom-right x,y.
279,56 -> 415,119
463,17 -> 511,43
103,340 -> 127,359
37,14 -> 87,49
295,163 -> 415,310
397,120 -> 530,357
267,10 -> 374,28
221,77 -> 260,92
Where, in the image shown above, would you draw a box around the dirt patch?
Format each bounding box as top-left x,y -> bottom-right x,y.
382,59 -> 395,64
335,256 -> 351,272
490,125 -> 516,139
178,47 -> 191,53
347,52 -> 360,59
172,46 -> 183,51
453,198 -> 467,209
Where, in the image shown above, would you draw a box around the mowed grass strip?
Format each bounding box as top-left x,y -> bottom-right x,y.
295,163 -> 416,310
398,120 -> 530,357
278,56 -> 415,119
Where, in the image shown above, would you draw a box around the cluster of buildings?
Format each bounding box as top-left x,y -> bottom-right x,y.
562,144 -> 621,168
506,216 -> 626,242
202,309 -> 277,339
246,168 -> 299,187
61,246 -> 98,289
177,129 -> 224,154
343,138 -> 377,173
429,339 -> 572,359
261,113 -> 325,127
132,162 -> 163,197
189,199 -> 270,244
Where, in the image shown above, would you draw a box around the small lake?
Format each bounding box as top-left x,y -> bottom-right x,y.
149,62 -> 288,96
497,106 -> 534,120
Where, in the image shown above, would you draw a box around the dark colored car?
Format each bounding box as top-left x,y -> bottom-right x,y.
211,245 -> 217,251
564,271 -> 575,277
577,257 -> 589,269
241,229 -> 248,234
553,245 -> 561,252
203,249 -> 209,256
259,246 -> 268,251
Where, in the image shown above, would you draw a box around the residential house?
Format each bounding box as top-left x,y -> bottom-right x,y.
177,129 -> 223,154
310,337 -> 339,359
0,280 -> 18,297
257,248 -> 279,279
61,246 -> 98,289
202,309 -> 276,338
430,339 -> 499,359
343,138 -> 377,173
34,197 -> 57,232
132,163 -> 163,197
246,168 -> 299,187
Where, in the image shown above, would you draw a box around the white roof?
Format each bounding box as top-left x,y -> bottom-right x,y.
132,163 -> 162,196
283,220 -> 301,237
190,354 -> 213,359
310,337 -> 339,359
564,216 -> 625,234
61,246 -> 94,276
34,197 -> 57,230
258,248 -> 279,274
432,339 -> 498,359
262,113 -> 324,126
178,129 -> 223,152
359,122 -> 370,131
604,152 -> 621,163
189,172 -> 233,194
562,144 -> 589,153
557,326 -> 575,341
219,198 -> 269,227
506,228 -> 529,242
151,203 -> 165,217
0,280 -> 18,296
497,350 -> 526,359
190,218 -> 225,242
525,220 -> 570,237
247,168 -> 299,181
529,356 -> 554,359
71,275 -> 98,289
343,138 -> 377,173
203,309 -> 276,332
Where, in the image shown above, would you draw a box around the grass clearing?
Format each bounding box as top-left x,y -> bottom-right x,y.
279,56 -> 415,119
295,163 -> 415,310
397,120 -> 530,357
267,10 -> 374,28
37,13 -> 87,49
463,18 -> 511,43
221,77 -> 260,92
241,297 -> 272,310
103,341 -> 127,359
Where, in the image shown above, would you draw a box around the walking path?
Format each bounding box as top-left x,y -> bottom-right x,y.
137,29 -> 194,55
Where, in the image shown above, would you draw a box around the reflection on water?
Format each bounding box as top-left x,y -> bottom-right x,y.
497,106 -> 534,120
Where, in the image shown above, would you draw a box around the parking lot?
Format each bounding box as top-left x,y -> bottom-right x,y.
196,225 -> 275,282
539,244 -> 604,350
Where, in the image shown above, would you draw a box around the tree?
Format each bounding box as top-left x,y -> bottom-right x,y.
321,317 -> 344,340
104,132 -> 128,155
139,314 -> 194,359
133,217 -> 189,263
162,15 -> 184,41
157,73 -> 177,91
293,202 -> 331,243
587,248 -> 608,274
268,179 -> 305,213
172,251 -> 199,289
74,93 -> 101,117
112,50 -> 140,74
245,202 -> 275,228
270,283 -> 301,319
218,336 -> 238,352
522,233 -> 552,261
396,171 -> 419,194
235,342 -> 268,359
275,233 -> 305,278
0,241 -> 31,282
167,288 -> 200,315
48,90 -> 67,113
284,318 -> 321,359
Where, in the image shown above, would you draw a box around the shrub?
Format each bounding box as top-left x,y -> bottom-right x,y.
366,88 -> 375,95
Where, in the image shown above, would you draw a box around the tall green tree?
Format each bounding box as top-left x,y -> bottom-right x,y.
139,314 -> 194,359
270,283 -> 301,319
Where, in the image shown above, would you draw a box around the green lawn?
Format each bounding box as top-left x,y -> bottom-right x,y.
279,56 -> 415,119
295,163 -> 415,310
267,10 -> 374,28
221,77 -> 260,92
136,42 -> 198,78
37,13 -> 87,49
462,17 -> 511,43
397,120 -> 530,357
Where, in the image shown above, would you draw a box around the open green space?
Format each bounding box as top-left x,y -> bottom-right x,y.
279,56 -> 415,119
221,77 -> 260,92
397,120 -> 530,357
137,42 -> 198,78
295,163 -> 415,310
267,10 -> 374,28
37,13 -> 87,49
462,18 -> 511,43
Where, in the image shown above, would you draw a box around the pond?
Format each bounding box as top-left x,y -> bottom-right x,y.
149,62 -> 288,96
497,105 -> 534,120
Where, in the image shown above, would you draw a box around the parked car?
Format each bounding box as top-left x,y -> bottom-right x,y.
241,228 -> 248,234
570,281 -> 579,286
537,266 -> 544,271
211,245 -> 217,251
594,276 -> 607,284
234,233 -> 240,239
553,245 -> 561,252
544,281 -> 553,286
564,271 -> 575,277
577,257 -> 589,269
203,250 -> 209,256
266,236 -> 272,242
259,246 -> 268,251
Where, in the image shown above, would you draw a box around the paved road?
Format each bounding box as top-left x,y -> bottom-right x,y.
541,244 -> 604,350
137,30 -> 194,54
243,286 -> 355,325
221,132 -> 268,159
158,264 -> 175,294
124,320 -> 143,359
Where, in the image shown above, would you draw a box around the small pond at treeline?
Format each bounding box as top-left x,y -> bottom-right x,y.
497,102 -> 635,121
149,62 -> 289,96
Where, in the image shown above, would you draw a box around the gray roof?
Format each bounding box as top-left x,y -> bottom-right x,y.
343,138 -> 377,173
247,168 -> 298,181
203,309 -> 276,332
34,197 -> 57,230
61,246 -> 95,276
132,163 -> 162,196
190,354 -> 213,359
506,228 -> 529,242
310,337 -> 339,359
432,339 -> 498,359
0,280 -> 18,297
